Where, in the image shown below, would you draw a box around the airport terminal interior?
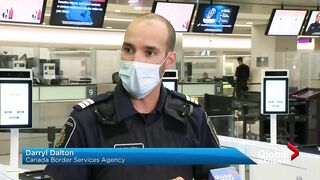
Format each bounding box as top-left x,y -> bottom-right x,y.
0,0 -> 320,179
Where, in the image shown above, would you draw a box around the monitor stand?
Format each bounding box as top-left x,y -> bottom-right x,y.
270,114 -> 277,144
10,129 -> 19,170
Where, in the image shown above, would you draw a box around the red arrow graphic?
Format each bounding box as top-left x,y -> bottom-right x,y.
287,142 -> 299,160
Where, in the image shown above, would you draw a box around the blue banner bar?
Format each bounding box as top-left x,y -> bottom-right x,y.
22,148 -> 256,165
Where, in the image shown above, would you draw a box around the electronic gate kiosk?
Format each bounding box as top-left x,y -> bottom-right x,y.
163,69 -> 178,91
261,69 -> 289,144
0,69 -> 32,169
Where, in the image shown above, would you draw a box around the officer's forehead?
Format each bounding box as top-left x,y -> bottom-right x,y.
124,19 -> 168,48
127,19 -> 167,32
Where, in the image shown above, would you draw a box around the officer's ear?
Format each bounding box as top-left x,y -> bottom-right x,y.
165,51 -> 176,69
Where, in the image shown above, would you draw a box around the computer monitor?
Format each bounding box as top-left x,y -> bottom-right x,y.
265,9 -> 308,36
151,1 -> 196,32
0,0 -> 46,24
49,0 -> 107,28
204,94 -> 233,116
0,70 -> 32,128
238,91 -> 261,103
192,3 -> 239,33
303,10 -> 320,36
223,75 -> 235,86
162,79 -> 177,91
39,59 -> 61,80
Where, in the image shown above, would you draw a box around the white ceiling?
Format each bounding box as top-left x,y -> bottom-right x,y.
43,0 -> 320,34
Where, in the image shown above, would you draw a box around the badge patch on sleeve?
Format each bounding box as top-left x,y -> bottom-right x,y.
55,117 -> 76,148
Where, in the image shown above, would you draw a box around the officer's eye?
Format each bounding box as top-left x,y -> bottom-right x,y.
122,46 -> 134,54
145,50 -> 157,57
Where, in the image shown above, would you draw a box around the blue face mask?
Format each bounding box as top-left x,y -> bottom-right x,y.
119,55 -> 168,99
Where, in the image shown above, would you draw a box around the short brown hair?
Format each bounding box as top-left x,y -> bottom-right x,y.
132,13 -> 176,51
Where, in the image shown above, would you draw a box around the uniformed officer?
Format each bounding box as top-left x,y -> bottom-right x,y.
45,13 -> 220,180
305,12 -> 320,35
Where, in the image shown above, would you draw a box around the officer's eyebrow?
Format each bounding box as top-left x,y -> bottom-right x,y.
122,42 -> 160,54
144,46 -> 160,53
121,42 -> 134,49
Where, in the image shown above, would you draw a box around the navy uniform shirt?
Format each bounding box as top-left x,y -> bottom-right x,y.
45,82 -> 220,180
305,22 -> 320,35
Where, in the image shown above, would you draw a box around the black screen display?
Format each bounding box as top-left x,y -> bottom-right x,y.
192,4 -> 239,33
50,0 -> 107,28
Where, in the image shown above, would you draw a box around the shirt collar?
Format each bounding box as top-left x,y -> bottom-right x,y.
114,81 -> 167,122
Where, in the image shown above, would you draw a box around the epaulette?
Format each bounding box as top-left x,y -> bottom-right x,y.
168,90 -> 199,106
73,92 -> 114,112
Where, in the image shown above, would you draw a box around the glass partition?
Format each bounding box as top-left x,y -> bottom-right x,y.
275,50 -> 320,90
0,45 -> 121,156
180,50 -> 251,97
46,48 -> 96,84
2,45 -> 320,147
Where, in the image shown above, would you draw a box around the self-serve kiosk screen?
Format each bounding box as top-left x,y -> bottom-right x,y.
162,79 -> 177,91
263,78 -> 288,114
0,80 -> 32,128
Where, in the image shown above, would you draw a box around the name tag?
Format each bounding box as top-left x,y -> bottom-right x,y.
114,143 -> 144,148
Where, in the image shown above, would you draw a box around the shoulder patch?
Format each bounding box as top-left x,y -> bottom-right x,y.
55,117 -> 76,148
169,90 -> 199,106
73,92 -> 113,111
185,95 -> 199,105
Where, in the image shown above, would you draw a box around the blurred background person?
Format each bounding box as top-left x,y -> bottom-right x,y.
235,57 -> 249,97
198,72 -> 213,82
